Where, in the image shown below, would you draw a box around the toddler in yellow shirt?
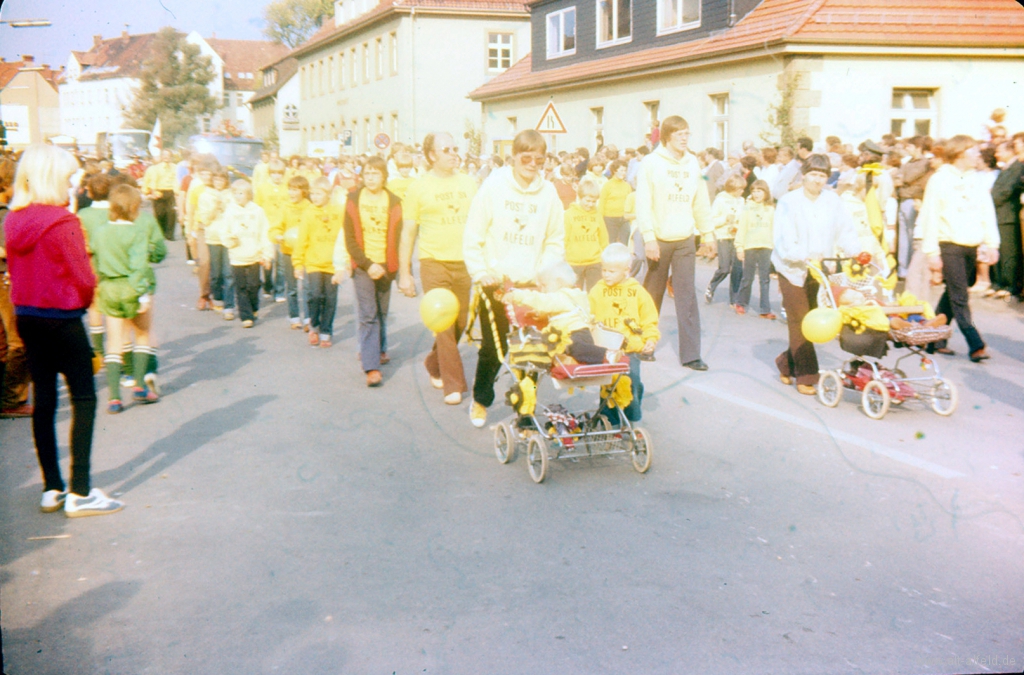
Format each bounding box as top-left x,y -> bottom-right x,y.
564,178 -> 609,290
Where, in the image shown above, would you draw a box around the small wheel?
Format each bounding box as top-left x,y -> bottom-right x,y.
494,422 -> 515,464
817,371 -> 843,408
526,436 -> 548,483
630,426 -> 653,473
930,378 -> 958,416
861,380 -> 891,420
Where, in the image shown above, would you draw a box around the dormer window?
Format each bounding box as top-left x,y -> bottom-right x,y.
547,7 -> 576,59
597,0 -> 631,48
658,0 -> 700,35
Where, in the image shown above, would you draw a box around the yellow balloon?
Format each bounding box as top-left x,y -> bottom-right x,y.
420,288 -> 460,333
282,226 -> 299,253
802,307 -> 843,344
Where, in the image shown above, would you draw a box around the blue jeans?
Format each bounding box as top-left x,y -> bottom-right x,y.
306,271 -> 339,337
707,238 -> 743,305
600,353 -> 643,424
208,244 -> 235,310
280,253 -> 301,320
272,245 -> 287,299
736,248 -> 772,314
353,268 -> 393,371
897,199 -> 917,278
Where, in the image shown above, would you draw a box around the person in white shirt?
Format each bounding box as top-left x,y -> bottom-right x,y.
772,154 -> 862,394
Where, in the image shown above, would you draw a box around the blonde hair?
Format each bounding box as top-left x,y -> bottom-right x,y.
577,177 -> 601,198
538,261 -> 577,290
10,144 -> 80,210
231,178 -> 253,197
723,174 -> 746,194
601,243 -> 632,268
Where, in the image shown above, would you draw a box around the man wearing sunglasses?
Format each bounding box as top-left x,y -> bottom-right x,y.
463,129 -> 565,428
636,115 -> 714,371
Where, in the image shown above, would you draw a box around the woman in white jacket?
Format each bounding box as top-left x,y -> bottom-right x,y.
463,129 -> 565,428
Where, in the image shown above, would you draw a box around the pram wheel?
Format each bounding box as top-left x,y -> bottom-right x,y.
817,371 -> 843,408
930,378 -> 958,416
494,422 -> 517,464
861,380 -> 891,419
630,427 -> 653,473
526,436 -> 549,483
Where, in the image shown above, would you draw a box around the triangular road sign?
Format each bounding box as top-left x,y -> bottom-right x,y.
535,101 -> 567,134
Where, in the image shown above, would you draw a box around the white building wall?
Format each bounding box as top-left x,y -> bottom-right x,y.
813,54 -> 1024,145
59,74 -> 138,142
275,75 -> 303,157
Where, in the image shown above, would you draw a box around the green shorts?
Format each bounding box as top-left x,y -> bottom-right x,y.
98,278 -> 141,319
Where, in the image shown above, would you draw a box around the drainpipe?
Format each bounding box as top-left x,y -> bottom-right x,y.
728,0 -> 736,26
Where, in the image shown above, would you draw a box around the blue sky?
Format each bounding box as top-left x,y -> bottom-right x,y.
0,0 -> 269,69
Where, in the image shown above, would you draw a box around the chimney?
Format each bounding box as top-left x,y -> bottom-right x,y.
121,30 -> 129,39
21,55 -> 35,63
93,34 -> 103,47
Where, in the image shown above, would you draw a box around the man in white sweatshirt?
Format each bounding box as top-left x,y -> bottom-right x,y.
635,115 -> 714,370
463,129 -> 565,428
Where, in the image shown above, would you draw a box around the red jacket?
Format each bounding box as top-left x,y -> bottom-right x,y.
343,187 -> 402,274
4,204 -> 96,313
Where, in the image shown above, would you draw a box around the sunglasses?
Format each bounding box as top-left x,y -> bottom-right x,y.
517,154 -> 544,166
439,146 -> 460,155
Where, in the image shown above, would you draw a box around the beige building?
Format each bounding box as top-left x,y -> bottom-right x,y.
0,55 -> 62,150
471,0 -> 1024,154
290,0 -> 531,154
251,57 -> 302,157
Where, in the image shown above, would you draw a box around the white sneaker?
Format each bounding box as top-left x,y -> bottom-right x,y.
430,376 -> 444,390
40,489 -> 67,513
444,392 -> 463,405
470,401 -> 487,428
64,488 -> 124,518
144,372 -> 160,396
223,310 -> 235,321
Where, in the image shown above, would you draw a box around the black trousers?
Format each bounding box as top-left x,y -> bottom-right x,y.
473,287 -> 509,408
153,190 -> 177,241
16,315 -> 97,496
232,264 -> 262,321
993,222 -> 1023,296
935,243 -> 984,354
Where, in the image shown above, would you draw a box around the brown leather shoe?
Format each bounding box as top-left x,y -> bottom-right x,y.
366,370 -> 383,387
0,404 -> 33,418
379,352 -> 390,365
796,384 -> 816,395
970,348 -> 991,363
779,374 -> 794,386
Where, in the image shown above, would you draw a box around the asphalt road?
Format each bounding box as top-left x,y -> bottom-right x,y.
2,241 -> 1022,674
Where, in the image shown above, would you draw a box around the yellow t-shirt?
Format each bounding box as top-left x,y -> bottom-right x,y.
255,181 -> 290,238
386,174 -> 415,202
563,203 -> 609,266
359,189 -> 390,265
403,172 -> 478,262
599,177 -> 633,218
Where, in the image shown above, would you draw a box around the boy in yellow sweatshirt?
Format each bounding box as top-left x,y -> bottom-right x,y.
598,159 -> 633,245
704,175 -> 746,307
294,177 -> 349,348
734,179 -> 776,318
255,159 -> 290,302
564,178 -> 609,291
588,243 -> 660,422
220,180 -> 274,328
275,176 -> 312,329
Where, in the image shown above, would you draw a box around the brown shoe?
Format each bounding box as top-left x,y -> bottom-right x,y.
0,404 -> 33,418
796,384 -> 816,395
779,374 -> 794,386
970,348 -> 991,363
366,370 -> 383,387
379,352 -> 390,365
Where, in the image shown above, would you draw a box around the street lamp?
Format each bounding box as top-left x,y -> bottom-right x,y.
0,19 -> 52,27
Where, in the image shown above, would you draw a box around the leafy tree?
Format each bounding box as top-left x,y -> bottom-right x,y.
125,28 -> 220,148
760,71 -> 808,148
263,0 -> 335,48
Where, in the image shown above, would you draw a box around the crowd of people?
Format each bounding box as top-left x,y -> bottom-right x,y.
0,107 -> 1019,516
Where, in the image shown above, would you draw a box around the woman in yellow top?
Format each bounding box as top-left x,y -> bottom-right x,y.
564,178 -> 608,290
734,179 -> 776,318
343,156 -> 403,386
598,159 -> 633,245
398,132 -> 478,404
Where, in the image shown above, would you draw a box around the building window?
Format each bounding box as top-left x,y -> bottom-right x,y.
376,38 -> 384,79
597,0 -> 631,47
390,113 -> 399,139
364,117 -> 371,151
328,56 -> 334,92
591,107 -> 604,147
390,32 -> 398,75
658,0 -> 700,34
488,33 -> 513,72
223,92 -> 231,106
339,53 -> 346,88
507,116 -> 518,134
547,8 -> 576,59
891,88 -> 935,137
350,48 -> 358,86
711,93 -> 729,155
363,43 -> 370,83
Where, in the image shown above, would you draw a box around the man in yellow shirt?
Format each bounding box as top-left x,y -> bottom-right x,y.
142,149 -> 178,240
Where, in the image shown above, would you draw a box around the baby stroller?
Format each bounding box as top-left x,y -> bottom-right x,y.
469,287 -> 653,483
809,258 -> 958,420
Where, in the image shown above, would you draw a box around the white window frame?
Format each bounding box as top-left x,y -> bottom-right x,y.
890,88 -> 936,138
389,32 -> 398,75
546,7 -> 576,59
363,43 -> 370,83
487,32 -> 514,73
596,0 -> 632,49
657,0 -> 700,35
375,37 -> 384,79
710,93 -> 729,155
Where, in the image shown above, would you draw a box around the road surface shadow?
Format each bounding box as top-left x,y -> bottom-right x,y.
961,367 -> 1024,412
985,332 -> 1023,363
163,335 -> 262,393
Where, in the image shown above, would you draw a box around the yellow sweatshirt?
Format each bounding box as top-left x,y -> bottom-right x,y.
221,201 -> 273,266
564,203 -> 609,266
196,187 -> 231,246
185,180 -> 207,236
255,181 -> 290,240
710,191 -> 745,241
635,146 -> 712,243
588,278 -> 660,353
277,199 -> 310,255
294,202 -> 346,274
735,200 -> 775,251
598,177 -> 632,218
506,287 -> 591,334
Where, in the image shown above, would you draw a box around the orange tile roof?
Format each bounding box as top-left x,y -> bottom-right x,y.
207,38 -> 291,92
0,58 -> 62,90
471,0 -> 1024,100
75,32 -> 164,81
292,0 -> 529,58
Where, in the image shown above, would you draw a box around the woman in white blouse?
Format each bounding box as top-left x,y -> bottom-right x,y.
772,154 -> 862,394
918,135 -> 1000,362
